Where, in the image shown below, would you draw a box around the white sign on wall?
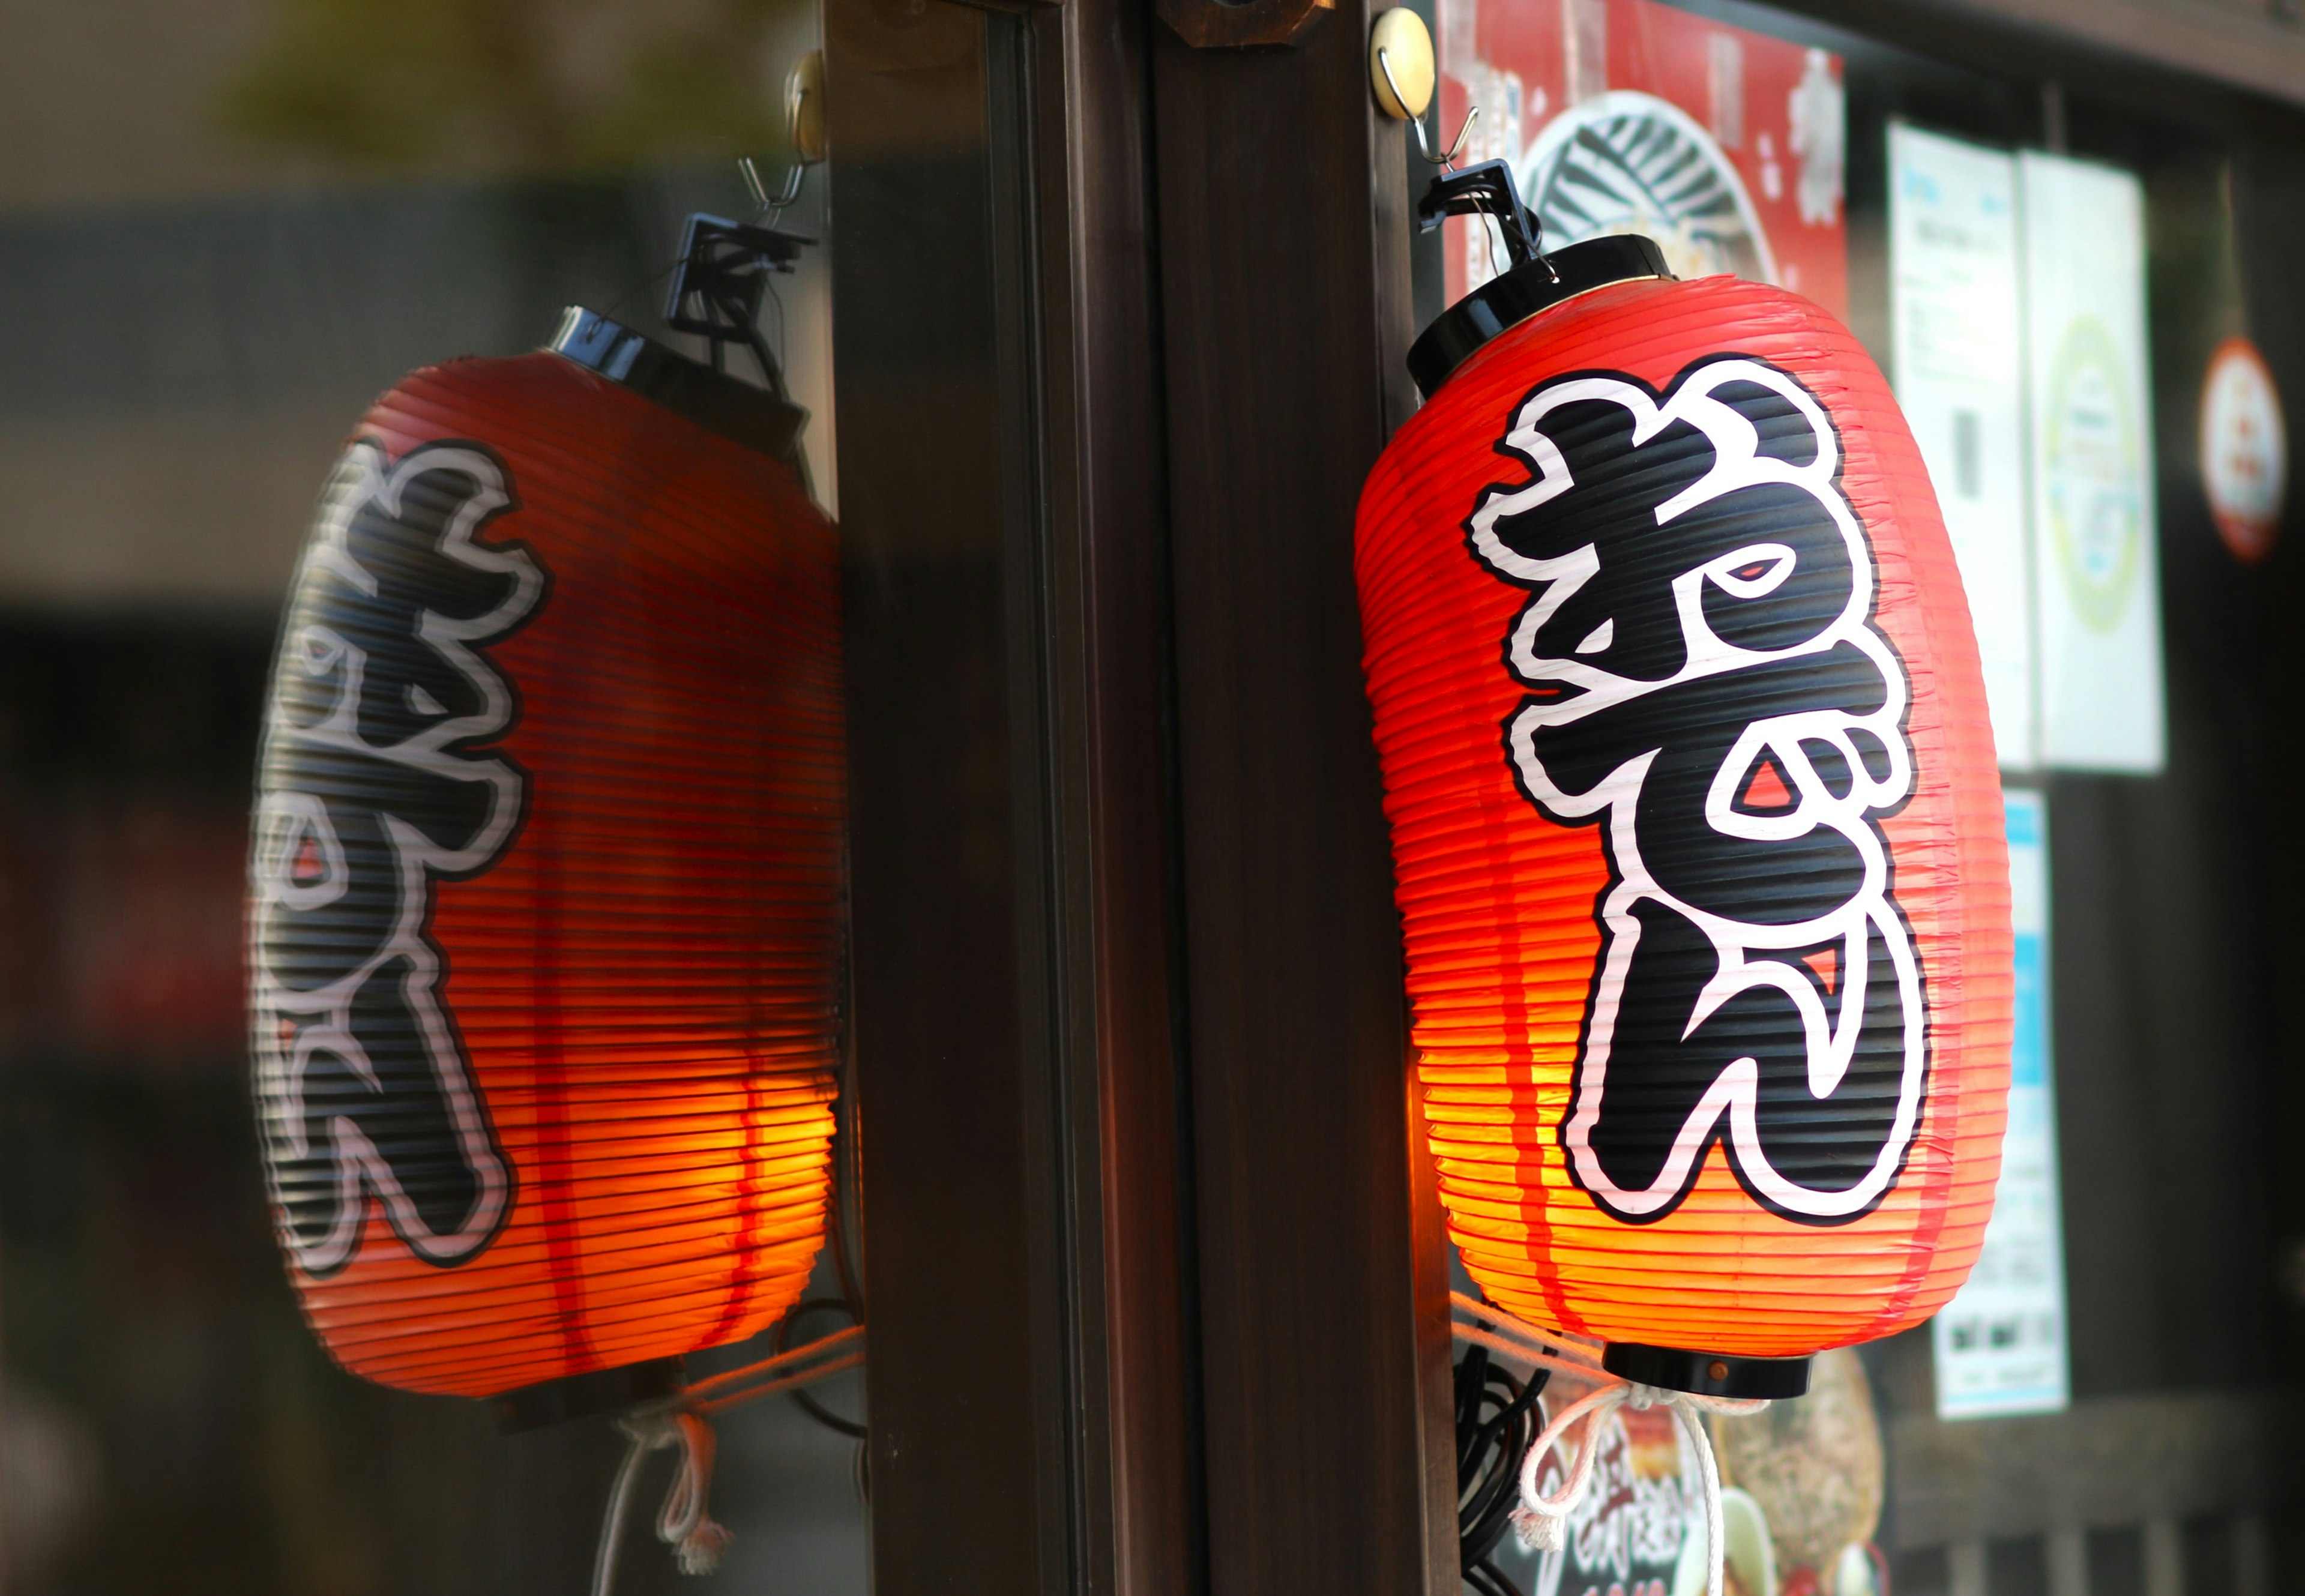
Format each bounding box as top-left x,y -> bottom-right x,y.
1933,787 -> 2068,1420
1888,134 -> 2168,775
1888,127 -> 2034,769
2021,152 -> 2165,772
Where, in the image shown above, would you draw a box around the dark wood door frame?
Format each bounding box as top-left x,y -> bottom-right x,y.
1147,8 -> 1457,1596
830,1 -> 1204,1590
1015,0 -> 1208,1590
831,0 -> 1454,1588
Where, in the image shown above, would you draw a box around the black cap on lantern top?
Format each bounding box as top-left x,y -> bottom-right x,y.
550,306 -> 809,467
1408,159 -> 1675,401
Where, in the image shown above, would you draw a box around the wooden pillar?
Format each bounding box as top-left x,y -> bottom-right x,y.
1149,7 -> 1456,1593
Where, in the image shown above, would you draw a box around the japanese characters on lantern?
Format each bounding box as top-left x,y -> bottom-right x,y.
1358,256 -> 2012,1377
252,324 -> 846,1405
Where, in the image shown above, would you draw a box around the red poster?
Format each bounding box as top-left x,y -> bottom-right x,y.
1436,0 -> 1847,319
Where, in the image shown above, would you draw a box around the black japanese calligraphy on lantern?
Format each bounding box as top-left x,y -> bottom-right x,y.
1465,355 -> 1925,1225
250,441 -> 545,1275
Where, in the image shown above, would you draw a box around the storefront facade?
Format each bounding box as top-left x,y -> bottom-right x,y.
0,0 -> 2298,1591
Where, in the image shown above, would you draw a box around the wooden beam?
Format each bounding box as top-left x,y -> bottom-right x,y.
1149,5 -> 1456,1592
1929,0 -> 2305,112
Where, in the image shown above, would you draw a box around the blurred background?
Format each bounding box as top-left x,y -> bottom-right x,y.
0,2 -> 857,1591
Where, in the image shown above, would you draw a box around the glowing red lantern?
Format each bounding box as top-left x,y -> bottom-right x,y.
249,307 -> 843,1412
1357,170 -> 2011,1394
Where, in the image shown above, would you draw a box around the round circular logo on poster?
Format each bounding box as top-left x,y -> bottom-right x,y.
1517,91 -> 1777,285
2198,336 -> 2287,564
2043,316 -> 2145,632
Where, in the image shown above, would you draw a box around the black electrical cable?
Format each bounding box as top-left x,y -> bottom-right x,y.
782,924 -> 867,1442
1456,1343 -> 1547,1596
775,1296 -> 866,1438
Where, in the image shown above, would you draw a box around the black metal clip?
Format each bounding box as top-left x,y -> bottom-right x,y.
1415,159 -> 1555,280
664,214 -> 813,398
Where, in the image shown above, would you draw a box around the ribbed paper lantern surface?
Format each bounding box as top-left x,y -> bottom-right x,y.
1357,250 -> 2011,1386
249,315 -> 842,1403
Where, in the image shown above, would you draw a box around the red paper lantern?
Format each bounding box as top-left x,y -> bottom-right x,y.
249,310 -> 843,1409
1357,178 -> 2010,1393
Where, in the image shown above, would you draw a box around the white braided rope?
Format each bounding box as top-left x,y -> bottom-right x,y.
1452,1323 -> 1620,1387
592,1409 -> 734,1596
1450,1291 -> 1607,1369
589,1327 -> 864,1596
1450,1296 -> 1768,1596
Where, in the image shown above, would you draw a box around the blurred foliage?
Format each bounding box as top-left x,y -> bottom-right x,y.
217,0 -> 798,173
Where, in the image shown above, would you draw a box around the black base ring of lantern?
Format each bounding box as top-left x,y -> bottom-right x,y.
493,1355 -> 688,1432
1601,1342 -> 1811,1401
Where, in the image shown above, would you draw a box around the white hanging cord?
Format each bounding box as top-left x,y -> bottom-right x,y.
590,1418 -> 658,1596
1453,1323 -> 1618,1387
681,1322 -> 866,1408
1451,1292 -> 1612,1384
654,1411 -> 734,1574
589,1325 -> 866,1596
688,1348 -> 866,1420
594,1409 -> 734,1590
1450,1291 -> 1607,1370
1449,1295 -> 1767,1596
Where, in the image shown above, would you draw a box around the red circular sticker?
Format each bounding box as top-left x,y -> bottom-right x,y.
2199,337 -> 2286,564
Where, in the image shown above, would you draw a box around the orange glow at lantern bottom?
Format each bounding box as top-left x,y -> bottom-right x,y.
290,890 -> 837,1399
296,1077 -> 833,1398
1407,812 -> 2006,1356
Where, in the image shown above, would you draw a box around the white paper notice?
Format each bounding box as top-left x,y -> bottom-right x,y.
1889,127 -> 2033,768
2021,153 -> 2165,772
1933,788 -> 2068,1420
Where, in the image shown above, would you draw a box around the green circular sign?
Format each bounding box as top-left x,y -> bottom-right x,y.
2043,318 -> 2144,634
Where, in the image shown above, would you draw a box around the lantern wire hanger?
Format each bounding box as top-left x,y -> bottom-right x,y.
1451,1295 -> 1768,1596
741,151 -> 806,216
657,50 -> 825,405
1374,47 -> 1531,284
662,208 -> 810,402
1375,48 -> 1564,289
1416,158 -> 1562,287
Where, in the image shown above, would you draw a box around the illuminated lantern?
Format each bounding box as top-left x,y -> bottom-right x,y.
1357,167 -> 2011,1394
249,306 -> 843,1416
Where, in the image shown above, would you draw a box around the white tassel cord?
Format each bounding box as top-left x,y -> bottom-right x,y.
593,1409 -> 732,1589
1451,1295 -> 1767,1596
654,1411 -> 734,1574
589,1326 -> 866,1596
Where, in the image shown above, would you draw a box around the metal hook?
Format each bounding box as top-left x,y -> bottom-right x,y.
740,155 -> 805,218
1378,47 -> 1478,169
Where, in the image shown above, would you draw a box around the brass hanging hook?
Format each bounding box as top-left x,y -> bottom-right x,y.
739,51 -> 826,219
